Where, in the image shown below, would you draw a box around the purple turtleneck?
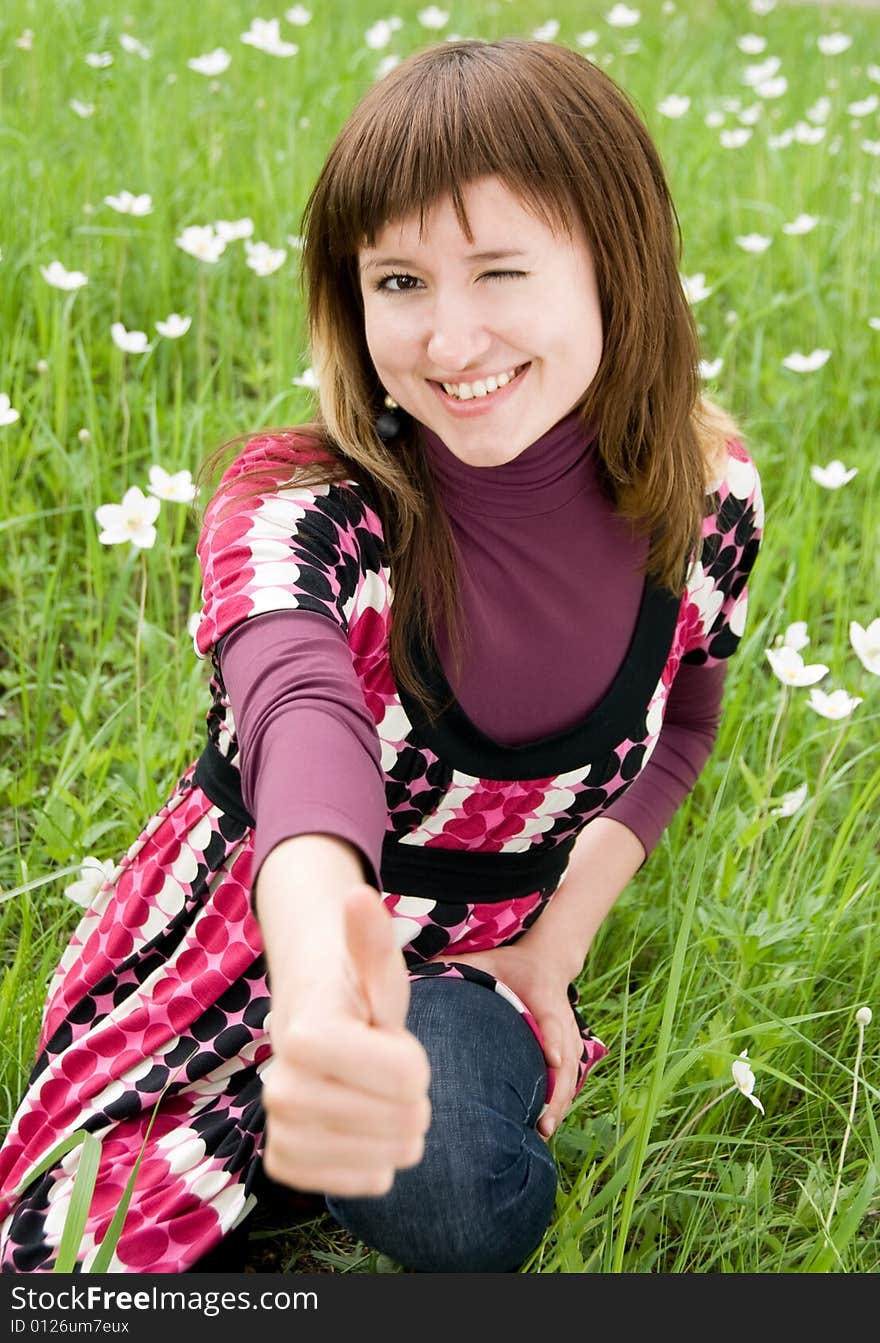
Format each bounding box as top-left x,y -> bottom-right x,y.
221,409 -> 726,888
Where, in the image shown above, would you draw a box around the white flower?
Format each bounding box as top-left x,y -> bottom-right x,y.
807,688 -> 862,719
366,20 -> 394,48
148,465 -> 199,503
16,29 -> 34,50
285,5 -> 312,23
0,393 -> 21,426
774,621 -> 810,652
155,313 -> 192,339
750,0 -> 776,13
418,6 -> 448,27
681,272 -> 713,303
533,20 -> 560,42
768,130 -> 794,149
376,55 -> 400,78
85,51 -> 113,68
868,65 -> 880,84
738,104 -> 763,125
770,782 -> 808,818
856,1006 -> 873,1027
286,234 -> 304,249
699,358 -> 723,380
743,57 -> 780,86
241,18 -> 299,57
764,647 -> 828,686
187,48 -> 232,77
576,30 -> 599,48
95,486 -> 160,549
292,366 -> 319,389
810,459 -> 857,489
175,225 -> 226,263
705,110 -> 725,128
737,35 -> 766,54
782,214 -> 818,235
807,97 -> 831,124
662,1 -> 675,12
731,1051 -> 765,1114
111,322 -> 152,355
64,856 -> 116,908
736,233 -> 772,253
104,191 -> 153,216
794,122 -> 826,145
605,4 -> 640,26
848,95 -> 879,118
869,317 -> 880,331
782,349 -> 830,373
720,128 -> 752,148
849,619 -> 880,676
244,240 -> 286,276
41,260 -> 89,291
70,99 -> 95,118
862,140 -> 880,157
817,33 -> 852,56
658,95 -> 690,118
755,76 -> 787,99
214,217 -> 255,242
119,34 -> 152,59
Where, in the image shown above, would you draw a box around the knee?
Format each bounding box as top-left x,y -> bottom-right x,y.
326,1104 -> 558,1272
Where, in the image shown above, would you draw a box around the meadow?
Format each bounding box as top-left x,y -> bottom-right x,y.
0,0 -> 878,1273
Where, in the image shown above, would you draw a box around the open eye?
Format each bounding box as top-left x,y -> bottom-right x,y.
374,272 -> 422,293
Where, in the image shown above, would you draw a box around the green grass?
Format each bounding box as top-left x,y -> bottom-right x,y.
1,0 -> 879,1272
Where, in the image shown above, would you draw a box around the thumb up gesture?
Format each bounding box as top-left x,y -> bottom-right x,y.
262,883 -> 432,1198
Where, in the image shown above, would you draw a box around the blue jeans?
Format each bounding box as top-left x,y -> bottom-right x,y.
325,976 -> 558,1273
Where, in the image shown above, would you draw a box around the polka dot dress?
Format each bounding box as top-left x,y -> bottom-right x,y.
0,434 -> 763,1273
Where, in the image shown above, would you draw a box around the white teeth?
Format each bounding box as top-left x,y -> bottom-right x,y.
440,365 -> 523,400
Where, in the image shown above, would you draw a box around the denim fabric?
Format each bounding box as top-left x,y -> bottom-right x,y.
325,976 -> 558,1272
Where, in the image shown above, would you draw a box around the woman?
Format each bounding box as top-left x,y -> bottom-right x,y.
0,38 -> 763,1273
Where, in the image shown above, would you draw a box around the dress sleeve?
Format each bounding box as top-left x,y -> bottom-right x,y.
680,439 -> 764,666
194,434 -> 382,656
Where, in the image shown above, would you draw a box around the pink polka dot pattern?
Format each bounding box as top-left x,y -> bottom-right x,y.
0,434 -> 762,1273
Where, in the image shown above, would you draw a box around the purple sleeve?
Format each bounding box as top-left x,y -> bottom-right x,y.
219,610 -> 387,890
602,661 -> 727,859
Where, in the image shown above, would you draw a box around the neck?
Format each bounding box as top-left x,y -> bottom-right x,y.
417,408 -> 600,520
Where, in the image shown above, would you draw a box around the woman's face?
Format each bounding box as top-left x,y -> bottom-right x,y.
358,175 -> 603,467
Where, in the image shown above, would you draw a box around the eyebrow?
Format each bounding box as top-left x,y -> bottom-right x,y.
359,249 -> 529,272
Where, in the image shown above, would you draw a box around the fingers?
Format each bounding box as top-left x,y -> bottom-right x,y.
277,1015 -> 431,1102
263,1052 -> 432,1197
537,1011 -> 583,1140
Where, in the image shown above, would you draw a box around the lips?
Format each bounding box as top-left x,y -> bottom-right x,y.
428,362 -> 531,416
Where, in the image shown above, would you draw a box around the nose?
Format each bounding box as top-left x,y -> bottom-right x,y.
425,291 -> 492,373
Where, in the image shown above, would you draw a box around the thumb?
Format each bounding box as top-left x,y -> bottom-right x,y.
343,884 -> 410,1032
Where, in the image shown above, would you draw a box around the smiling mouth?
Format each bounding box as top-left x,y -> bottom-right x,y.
431,363 -> 531,401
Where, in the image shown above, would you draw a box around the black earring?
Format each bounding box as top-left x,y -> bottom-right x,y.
375,393 -> 407,443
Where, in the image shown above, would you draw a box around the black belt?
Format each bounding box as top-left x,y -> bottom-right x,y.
193,741 -> 576,905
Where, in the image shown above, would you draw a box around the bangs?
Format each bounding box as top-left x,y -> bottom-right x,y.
312,41 -> 583,257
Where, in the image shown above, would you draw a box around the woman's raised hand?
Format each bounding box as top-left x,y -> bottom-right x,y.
262,882 -> 432,1198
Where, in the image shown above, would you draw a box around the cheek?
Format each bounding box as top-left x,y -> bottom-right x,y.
363,306 -> 411,374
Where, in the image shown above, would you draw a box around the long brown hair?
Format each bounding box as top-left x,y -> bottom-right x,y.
201,38 -> 738,720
